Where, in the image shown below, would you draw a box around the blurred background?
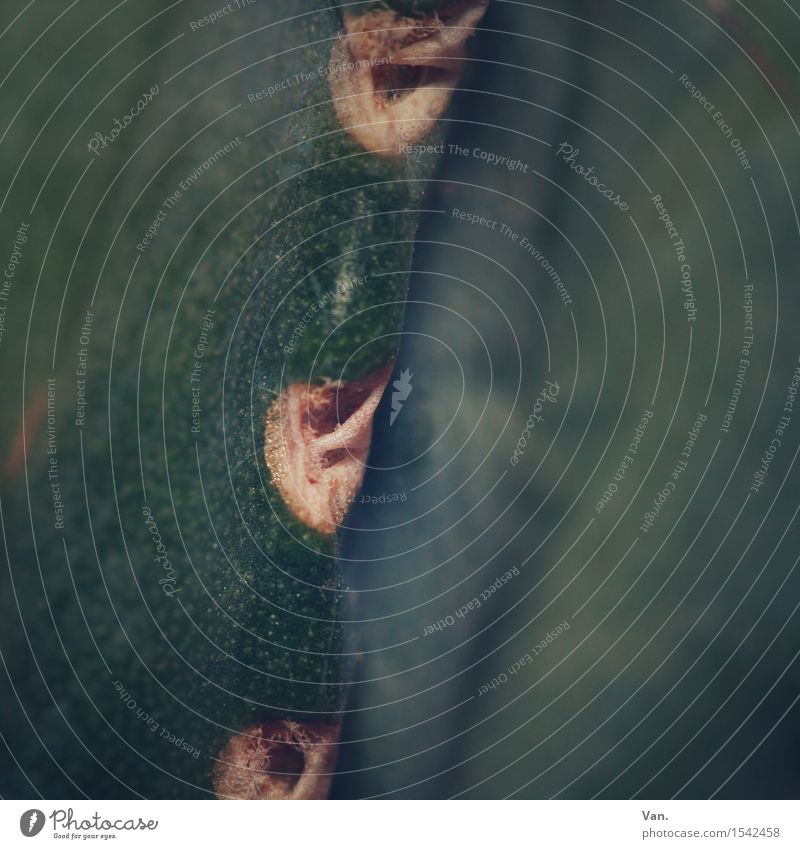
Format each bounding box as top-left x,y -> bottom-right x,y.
1,0 -> 799,799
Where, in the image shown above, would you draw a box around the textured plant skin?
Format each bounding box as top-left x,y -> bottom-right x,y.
0,0 -> 484,799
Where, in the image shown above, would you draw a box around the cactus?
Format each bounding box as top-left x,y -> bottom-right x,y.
0,0 -> 489,799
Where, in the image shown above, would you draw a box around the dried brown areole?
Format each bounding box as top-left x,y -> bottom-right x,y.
265,365 -> 393,535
